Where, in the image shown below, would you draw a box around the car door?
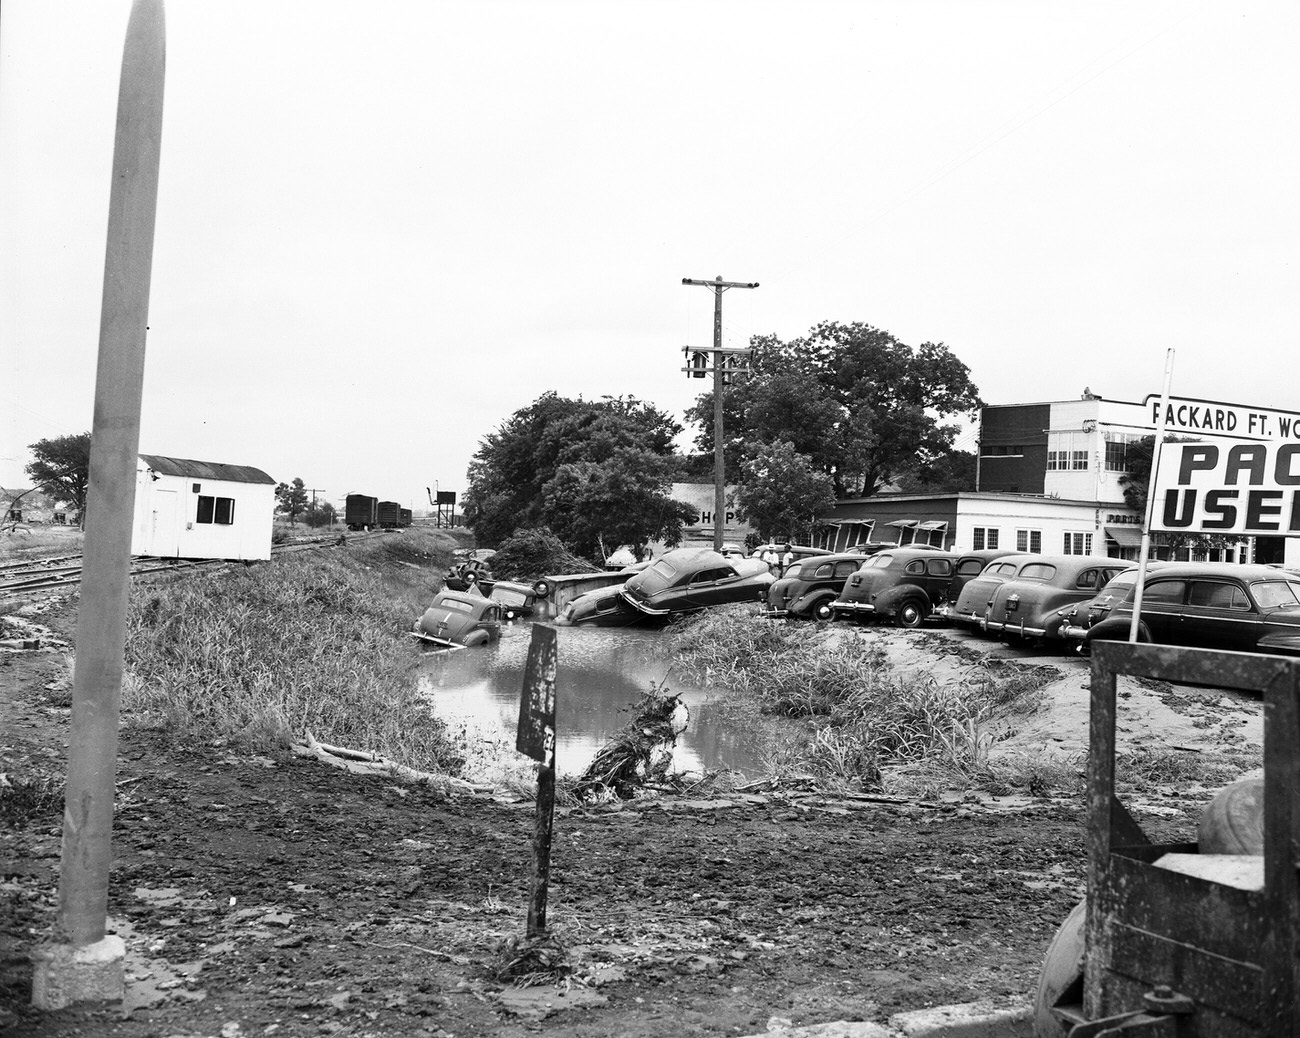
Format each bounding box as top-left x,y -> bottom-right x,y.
681,565 -> 740,608
1133,578 -> 1187,644
922,557 -> 954,606
1181,579 -> 1258,651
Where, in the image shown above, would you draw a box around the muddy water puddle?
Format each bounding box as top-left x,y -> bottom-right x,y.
418,622 -> 766,779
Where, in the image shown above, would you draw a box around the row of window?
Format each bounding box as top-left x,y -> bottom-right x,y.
1045,450 -> 1089,471
971,527 -> 1092,555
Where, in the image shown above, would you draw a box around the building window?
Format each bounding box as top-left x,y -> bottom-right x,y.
1016,529 -> 1041,553
197,495 -> 235,525
1046,451 -> 1060,471
980,444 -> 1024,458
1063,532 -> 1092,556
1071,450 -> 1089,471
972,527 -> 999,551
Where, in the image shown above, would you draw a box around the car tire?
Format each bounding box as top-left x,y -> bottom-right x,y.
895,598 -> 927,629
813,599 -> 835,622
533,579 -> 551,598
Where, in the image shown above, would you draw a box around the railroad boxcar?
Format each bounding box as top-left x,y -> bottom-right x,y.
377,500 -> 402,529
399,507 -> 412,527
344,494 -> 379,531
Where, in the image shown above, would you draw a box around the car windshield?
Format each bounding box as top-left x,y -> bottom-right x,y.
1251,580 -> 1300,610
437,599 -> 474,614
1102,572 -> 1139,593
1019,564 -> 1057,581
783,562 -> 805,579
860,554 -> 892,570
490,587 -> 530,606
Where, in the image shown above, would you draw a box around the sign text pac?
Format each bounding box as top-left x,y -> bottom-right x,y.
1152,441 -> 1300,537
516,624 -> 558,767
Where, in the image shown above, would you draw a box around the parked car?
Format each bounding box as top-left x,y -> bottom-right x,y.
1047,565 -> 1164,648
444,556 -> 494,592
765,553 -> 870,621
945,549 -> 1026,605
1082,563 -> 1300,656
620,547 -> 775,618
413,590 -> 504,648
830,548 -> 961,627
948,554 -> 1133,639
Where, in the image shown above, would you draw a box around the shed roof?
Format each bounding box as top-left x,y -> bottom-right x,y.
140,454 -> 276,485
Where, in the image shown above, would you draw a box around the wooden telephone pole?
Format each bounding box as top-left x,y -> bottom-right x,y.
682,275 -> 758,551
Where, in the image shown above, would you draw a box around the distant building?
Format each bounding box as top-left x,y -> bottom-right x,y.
816,392 -> 1298,567
132,454 -> 276,561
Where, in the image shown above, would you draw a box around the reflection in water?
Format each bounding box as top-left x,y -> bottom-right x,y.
419,623 -> 767,778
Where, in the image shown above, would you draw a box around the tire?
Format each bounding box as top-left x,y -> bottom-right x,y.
1034,899 -> 1086,1038
532,579 -> 551,598
463,569 -> 478,585
813,599 -> 835,622
895,598 -> 927,629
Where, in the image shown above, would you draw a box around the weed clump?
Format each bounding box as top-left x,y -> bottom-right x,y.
123,531 -> 464,775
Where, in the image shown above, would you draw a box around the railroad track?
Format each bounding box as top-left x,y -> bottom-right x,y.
0,531 -> 389,597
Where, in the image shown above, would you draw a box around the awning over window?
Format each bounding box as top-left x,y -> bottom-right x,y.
1105,525 -> 1144,548
918,520 -> 949,532
886,519 -> 919,528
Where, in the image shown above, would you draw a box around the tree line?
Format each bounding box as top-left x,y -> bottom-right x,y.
464,320 -> 983,558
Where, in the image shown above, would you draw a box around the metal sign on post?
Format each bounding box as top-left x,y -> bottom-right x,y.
516,624 -> 558,937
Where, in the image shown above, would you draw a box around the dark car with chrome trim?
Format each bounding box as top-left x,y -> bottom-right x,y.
948,554 -> 1132,639
620,547 -> 775,619
765,553 -> 870,621
830,548 -> 961,628
413,590 -> 503,649
1082,563 -> 1300,656
1047,565 -> 1165,648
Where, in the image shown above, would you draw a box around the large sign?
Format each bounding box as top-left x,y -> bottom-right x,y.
1152,441 -> 1300,536
1144,394 -> 1300,441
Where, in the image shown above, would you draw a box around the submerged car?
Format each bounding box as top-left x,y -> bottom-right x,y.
830,548 -> 961,627
620,547 -> 775,618
444,556 -> 494,592
766,553 -> 871,621
949,554 -> 1133,639
487,579 -> 551,621
414,590 -> 504,648
1082,563 -> 1300,656
555,585 -> 643,627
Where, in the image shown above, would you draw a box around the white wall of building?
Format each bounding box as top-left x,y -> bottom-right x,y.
952,494 -> 1108,557
132,463 -> 274,560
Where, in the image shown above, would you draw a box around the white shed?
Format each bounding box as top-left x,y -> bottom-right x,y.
131,454 -> 277,561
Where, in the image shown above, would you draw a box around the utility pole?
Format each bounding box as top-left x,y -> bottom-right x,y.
304,488 -> 326,525
682,275 -> 758,551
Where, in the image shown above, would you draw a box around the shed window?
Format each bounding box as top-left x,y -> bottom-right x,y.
197,495 -> 235,525
972,527 -> 999,551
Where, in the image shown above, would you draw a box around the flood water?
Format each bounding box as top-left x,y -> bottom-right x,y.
418,621 -> 767,779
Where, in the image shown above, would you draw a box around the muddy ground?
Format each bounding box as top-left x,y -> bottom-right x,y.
1,592 -> 1251,1038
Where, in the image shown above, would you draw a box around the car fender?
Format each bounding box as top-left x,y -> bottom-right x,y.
875,584 -> 931,615
792,590 -> 837,618
1256,632 -> 1300,657
1085,616 -> 1151,646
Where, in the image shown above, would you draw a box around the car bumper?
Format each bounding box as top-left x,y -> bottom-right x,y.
1057,623 -> 1089,641
830,600 -> 878,617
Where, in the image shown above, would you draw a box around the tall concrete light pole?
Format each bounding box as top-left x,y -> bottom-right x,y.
682,275 -> 758,551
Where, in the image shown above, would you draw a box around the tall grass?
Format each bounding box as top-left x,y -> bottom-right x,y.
122,530 -> 465,774
667,610 -> 1058,793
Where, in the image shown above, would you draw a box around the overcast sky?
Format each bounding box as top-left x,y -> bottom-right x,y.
3,1 -> 1298,511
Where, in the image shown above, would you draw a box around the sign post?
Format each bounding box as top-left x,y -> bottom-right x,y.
516,625 -> 558,937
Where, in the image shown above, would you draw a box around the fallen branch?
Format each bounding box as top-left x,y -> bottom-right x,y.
291,730 -> 493,795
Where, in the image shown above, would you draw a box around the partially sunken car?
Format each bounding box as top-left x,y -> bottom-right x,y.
554,585 -> 641,627
948,554 -> 1133,639
830,547 -> 960,627
766,553 -> 871,621
620,547 -> 775,619
413,590 -> 503,648
486,579 -> 551,621
1081,563 -> 1300,656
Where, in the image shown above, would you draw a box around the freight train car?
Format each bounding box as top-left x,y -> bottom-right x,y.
344,494 -> 379,531
378,500 -> 402,529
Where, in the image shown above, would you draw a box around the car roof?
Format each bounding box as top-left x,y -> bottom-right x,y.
1140,562 -> 1300,581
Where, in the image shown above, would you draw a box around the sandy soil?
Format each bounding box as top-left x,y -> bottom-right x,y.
1,596 -> 1258,1038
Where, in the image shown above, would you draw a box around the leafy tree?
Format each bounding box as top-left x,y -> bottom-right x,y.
303,500 -> 337,528
25,432 -> 92,527
892,449 -> 977,495
735,441 -> 836,541
685,321 -> 981,497
275,478 -> 309,525
464,393 -> 696,556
